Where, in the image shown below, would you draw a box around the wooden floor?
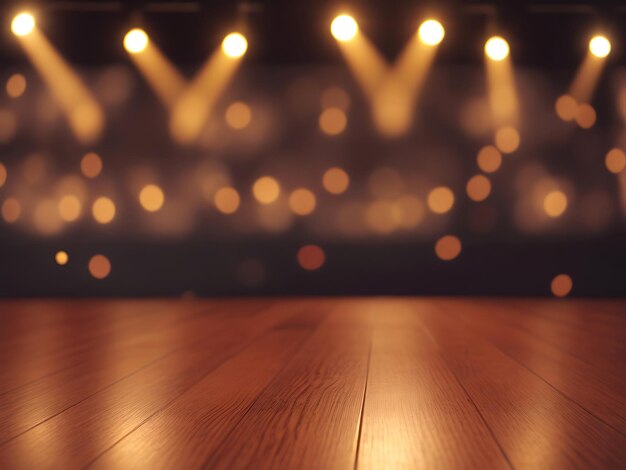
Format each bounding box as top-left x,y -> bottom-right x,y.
0,298 -> 624,469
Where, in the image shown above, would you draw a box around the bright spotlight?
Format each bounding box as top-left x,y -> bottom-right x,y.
222,33 -> 248,58
331,14 -> 358,42
11,12 -> 35,37
124,28 -> 149,54
485,36 -> 509,61
589,35 -> 611,58
418,19 -> 445,46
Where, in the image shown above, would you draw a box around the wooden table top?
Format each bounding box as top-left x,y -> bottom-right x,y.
0,298 -> 624,469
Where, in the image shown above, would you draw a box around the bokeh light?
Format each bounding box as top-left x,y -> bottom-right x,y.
6,74 -> 27,99
2,198 -> 21,223
575,104 -> 596,129
139,184 -> 165,212
555,95 -> 577,122
222,33 -> 248,58
89,254 -> 111,279
476,145 -> 502,173
466,175 -> 491,202
322,167 -> 350,195
418,19 -> 445,46
253,176 -> 280,204
0,163 -> 6,188
495,126 -> 520,153
297,245 -> 325,270
427,186 -> 455,214
288,188 -> 316,216
124,28 -> 149,54
58,195 -> 82,222
543,190 -> 568,218
605,148 -> 626,174
80,152 -> 102,178
485,36 -> 509,61
214,187 -> 240,214
331,15 -> 358,42
92,197 -> 116,224
11,12 -> 35,37
55,250 -> 69,266
589,35 -> 611,58
551,274 -> 573,297
319,107 -> 347,135
225,101 -> 252,129
435,235 -> 462,261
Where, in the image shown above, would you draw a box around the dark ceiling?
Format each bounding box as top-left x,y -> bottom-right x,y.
0,0 -> 624,67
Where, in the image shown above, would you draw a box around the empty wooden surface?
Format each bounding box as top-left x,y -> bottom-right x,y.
0,298 -> 624,469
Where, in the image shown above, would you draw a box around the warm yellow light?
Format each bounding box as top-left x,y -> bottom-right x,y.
124,28 -> 149,54
92,197 -> 116,224
58,195 -> 82,222
11,12 -> 35,37
466,175 -> 491,202
476,146 -> 502,173
485,36 -> 509,61
322,167 -> 350,195
222,33 -> 248,58
1,198 -> 21,223
589,35 -> 611,58
605,148 -> 626,174
418,19 -> 444,46
253,176 -> 280,204
225,101 -> 252,129
139,184 -> 165,212
331,14 -> 358,42
55,250 -> 69,266
214,187 -> 240,214
427,186 -> 455,214
555,95 -> 578,122
0,162 -> 6,188
319,107 -> 347,135
80,152 -> 102,178
494,126 -> 520,153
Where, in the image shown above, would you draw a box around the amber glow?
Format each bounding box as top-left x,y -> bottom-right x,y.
605,148 -> 626,174
427,186 -> 455,214
555,95 -> 578,122
495,126 -> 520,153
551,274 -> 573,297
466,175 -> 491,202
288,188 -> 316,216
89,254 -> 111,279
80,152 -> 103,178
322,167 -> 350,194
485,40 -> 518,131
568,46 -> 608,105
435,235 -> 462,261
58,195 -> 82,222
253,176 -> 280,204
331,15 -> 358,42
2,198 -> 21,223
226,101 -> 252,129
543,190 -> 568,218
139,184 -> 165,212
6,74 -> 27,98
297,245 -> 325,270
575,104 -> 596,129
92,197 -> 116,224
14,27 -> 104,143
477,146 -> 502,173
214,187 -> 240,214
55,251 -> 69,266
319,107 -> 347,135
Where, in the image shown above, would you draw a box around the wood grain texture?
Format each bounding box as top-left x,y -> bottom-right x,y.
0,298 -> 623,469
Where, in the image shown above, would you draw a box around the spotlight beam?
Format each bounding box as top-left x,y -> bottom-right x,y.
124,30 -> 187,109
14,19 -> 104,144
169,33 -> 247,144
484,36 -> 519,130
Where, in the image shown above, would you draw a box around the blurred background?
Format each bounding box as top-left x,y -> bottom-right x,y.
0,0 -> 625,297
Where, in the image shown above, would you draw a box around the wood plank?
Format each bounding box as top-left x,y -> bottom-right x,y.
205,302 -> 371,470
357,319 -> 510,468
412,299 -> 626,469
0,301 -> 309,468
440,299 -> 626,433
89,328 -> 315,469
